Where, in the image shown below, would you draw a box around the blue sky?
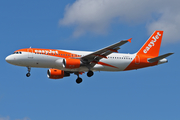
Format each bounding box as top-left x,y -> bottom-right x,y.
0,0 -> 179,120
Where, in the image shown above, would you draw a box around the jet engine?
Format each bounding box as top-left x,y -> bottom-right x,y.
63,58 -> 82,69
47,69 -> 70,79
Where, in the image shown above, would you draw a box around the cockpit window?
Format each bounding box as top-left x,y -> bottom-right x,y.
13,52 -> 22,54
13,52 -> 18,54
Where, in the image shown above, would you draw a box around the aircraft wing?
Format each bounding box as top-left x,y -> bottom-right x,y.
81,38 -> 132,65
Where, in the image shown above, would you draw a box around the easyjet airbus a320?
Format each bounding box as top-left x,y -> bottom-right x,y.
6,31 -> 173,84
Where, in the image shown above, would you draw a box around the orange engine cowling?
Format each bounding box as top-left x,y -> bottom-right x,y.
47,69 -> 69,79
63,58 -> 81,69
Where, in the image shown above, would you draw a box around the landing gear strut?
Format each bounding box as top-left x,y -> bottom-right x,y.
87,71 -> 94,77
26,67 -> 31,77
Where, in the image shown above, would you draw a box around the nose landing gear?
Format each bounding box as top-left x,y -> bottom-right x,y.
26,67 -> 31,77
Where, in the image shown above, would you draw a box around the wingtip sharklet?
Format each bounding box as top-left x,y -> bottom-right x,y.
128,38 -> 132,43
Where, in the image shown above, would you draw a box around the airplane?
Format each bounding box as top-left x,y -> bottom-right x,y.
5,30 -> 173,84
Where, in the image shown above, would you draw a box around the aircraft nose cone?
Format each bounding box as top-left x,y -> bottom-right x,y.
5,55 -> 14,64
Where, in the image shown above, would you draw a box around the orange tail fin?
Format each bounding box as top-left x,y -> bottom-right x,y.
137,31 -> 163,57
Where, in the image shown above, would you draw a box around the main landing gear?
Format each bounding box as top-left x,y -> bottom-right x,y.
87,71 -> 94,77
26,67 -> 31,77
76,77 -> 82,84
75,73 -> 83,84
75,71 -> 94,84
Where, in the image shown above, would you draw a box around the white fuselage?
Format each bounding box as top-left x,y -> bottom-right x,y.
6,50 -> 136,72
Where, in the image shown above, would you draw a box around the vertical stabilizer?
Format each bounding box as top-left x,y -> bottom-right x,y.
137,31 -> 163,57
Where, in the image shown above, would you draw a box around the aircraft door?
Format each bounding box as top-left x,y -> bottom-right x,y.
28,48 -> 33,58
135,55 -> 140,64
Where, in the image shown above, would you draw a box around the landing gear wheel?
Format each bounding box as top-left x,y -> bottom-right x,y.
87,71 -> 94,77
76,77 -> 82,84
26,67 -> 31,77
26,73 -> 31,77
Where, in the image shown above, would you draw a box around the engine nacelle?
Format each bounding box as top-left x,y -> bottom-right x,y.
55,59 -> 64,68
63,58 -> 82,69
47,69 -> 70,79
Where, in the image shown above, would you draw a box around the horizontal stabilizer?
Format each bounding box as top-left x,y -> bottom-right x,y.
148,53 -> 174,63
